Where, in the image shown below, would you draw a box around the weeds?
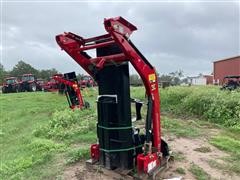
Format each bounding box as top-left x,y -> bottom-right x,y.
161,86 -> 240,128
172,151 -> 186,161
193,146 -> 211,153
33,109 -> 96,140
162,117 -> 201,137
210,135 -> 240,174
175,167 -> 186,175
189,163 -> 211,180
66,148 -> 90,164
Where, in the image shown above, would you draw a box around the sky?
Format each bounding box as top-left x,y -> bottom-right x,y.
1,1 -> 239,76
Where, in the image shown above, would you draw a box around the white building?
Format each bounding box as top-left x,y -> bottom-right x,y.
187,75 -> 207,85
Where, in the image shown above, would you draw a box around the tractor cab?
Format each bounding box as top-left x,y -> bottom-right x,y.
5,77 -> 18,85
221,75 -> 240,91
80,75 -> 96,88
18,74 -> 38,92
21,74 -> 35,82
2,77 -> 19,93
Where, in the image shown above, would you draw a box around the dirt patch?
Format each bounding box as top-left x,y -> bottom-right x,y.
160,135 -> 240,180
63,161 -> 136,180
62,133 -> 239,180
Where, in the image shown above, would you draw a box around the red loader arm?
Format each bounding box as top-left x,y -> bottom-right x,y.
53,75 -> 84,109
56,16 -> 163,174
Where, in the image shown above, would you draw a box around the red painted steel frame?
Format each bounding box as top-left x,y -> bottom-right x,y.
56,17 -> 161,153
53,75 -> 84,109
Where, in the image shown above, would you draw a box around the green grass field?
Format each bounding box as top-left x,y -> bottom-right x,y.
1,86 -> 239,179
0,90 -> 97,179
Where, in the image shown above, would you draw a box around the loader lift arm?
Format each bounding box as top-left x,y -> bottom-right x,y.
56,17 -> 166,174
53,74 -> 85,109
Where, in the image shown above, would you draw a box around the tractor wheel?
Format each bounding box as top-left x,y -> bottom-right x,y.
30,83 -> 37,92
18,86 -> 22,92
2,87 -> 7,94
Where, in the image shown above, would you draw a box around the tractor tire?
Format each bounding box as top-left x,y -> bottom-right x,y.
18,85 -> 23,92
30,83 -> 37,92
2,87 -> 7,94
15,87 -> 19,93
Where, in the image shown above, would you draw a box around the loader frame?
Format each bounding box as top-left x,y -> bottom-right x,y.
56,17 -> 168,176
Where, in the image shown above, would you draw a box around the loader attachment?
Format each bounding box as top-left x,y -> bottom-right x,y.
56,16 -> 170,178
53,72 -> 89,109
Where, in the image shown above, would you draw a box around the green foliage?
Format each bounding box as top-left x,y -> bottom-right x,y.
161,86 -> 240,128
0,89 -> 99,179
172,151 -> 186,161
66,148 -> 90,164
210,134 -> 240,174
130,74 -> 143,86
210,136 -> 240,155
175,167 -> 186,174
193,146 -> 211,153
0,139 -> 66,178
189,163 -> 211,180
33,109 -> 96,140
10,60 -> 39,77
4,60 -> 60,80
162,117 -> 201,137
159,70 -> 184,86
38,68 -> 59,80
0,63 -> 7,84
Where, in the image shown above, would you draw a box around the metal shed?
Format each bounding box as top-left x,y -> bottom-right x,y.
213,56 -> 240,85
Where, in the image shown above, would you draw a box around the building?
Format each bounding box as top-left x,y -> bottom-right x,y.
187,74 -> 213,85
204,75 -> 213,85
213,56 -> 240,85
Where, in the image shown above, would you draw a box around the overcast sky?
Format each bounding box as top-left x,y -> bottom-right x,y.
1,1 -> 239,76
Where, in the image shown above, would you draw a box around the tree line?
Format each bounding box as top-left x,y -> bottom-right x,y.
0,61 -> 59,84
129,70 -> 184,86
0,60 -> 184,85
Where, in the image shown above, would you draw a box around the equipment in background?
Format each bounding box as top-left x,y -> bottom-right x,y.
2,77 -> 19,93
53,72 -> 90,109
221,75 -> 240,91
43,74 -> 63,92
18,74 -> 44,92
80,75 -> 97,88
56,17 -> 170,178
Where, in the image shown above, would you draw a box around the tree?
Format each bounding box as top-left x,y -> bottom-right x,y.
38,68 -> 59,80
159,70 -> 184,86
10,60 -> 39,77
130,74 -> 143,86
0,63 -> 6,84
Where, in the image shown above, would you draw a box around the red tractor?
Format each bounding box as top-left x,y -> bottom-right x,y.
80,75 -> 96,88
221,75 -> 240,91
18,74 -> 43,92
43,74 -> 65,93
2,77 -> 19,93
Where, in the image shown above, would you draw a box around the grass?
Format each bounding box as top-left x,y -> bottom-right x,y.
172,151 -> 186,161
66,147 -> 90,164
193,146 -> 211,153
209,133 -> 240,174
162,117 -> 201,138
0,89 -> 97,179
1,86 -> 240,179
160,86 -> 240,128
175,167 -> 186,175
189,163 -> 211,180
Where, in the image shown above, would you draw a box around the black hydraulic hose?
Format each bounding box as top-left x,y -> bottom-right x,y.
145,96 -> 153,143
